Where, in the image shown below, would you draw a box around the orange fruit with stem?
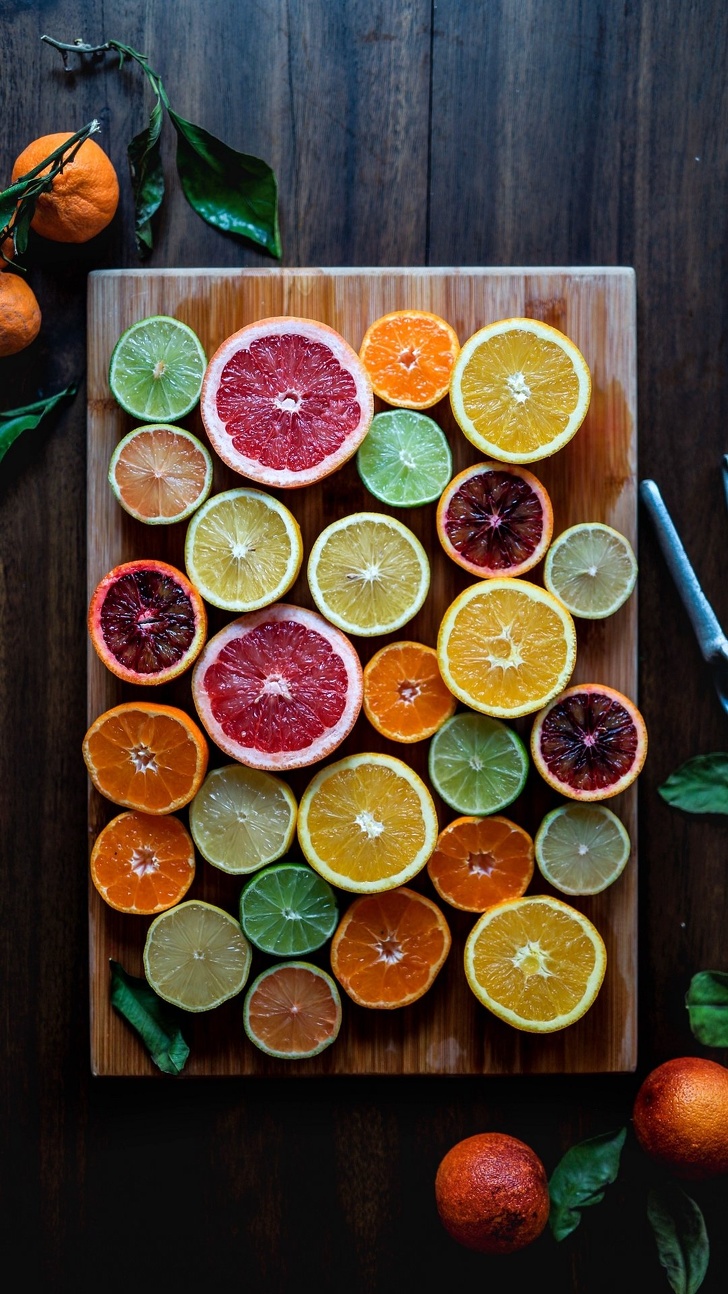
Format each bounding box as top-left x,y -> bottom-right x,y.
632,1057 -> 728,1180
330,887 -> 451,1008
435,1132 -> 550,1253
83,702 -> 209,814
0,273 -> 41,356
359,309 -> 459,409
362,641 -> 456,742
11,133 -> 119,243
427,816 -> 534,912
90,810 -> 196,915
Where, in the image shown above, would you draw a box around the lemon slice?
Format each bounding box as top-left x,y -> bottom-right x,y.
534,803 -> 631,895
185,488 -> 303,612
144,900 -> 252,1011
189,765 -> 297,875
308,512 -> 430,636
544,523 -> 637,619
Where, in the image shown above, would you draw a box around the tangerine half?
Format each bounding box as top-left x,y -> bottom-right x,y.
330,887 -> 451,1008
83,702 -> 208,814
427,815 -> 534,912
362,640 -> 456,742
358,309 -> 459,409
90,810 -> 195,915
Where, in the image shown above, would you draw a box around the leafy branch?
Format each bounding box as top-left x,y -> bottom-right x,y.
0,120 -> 100,265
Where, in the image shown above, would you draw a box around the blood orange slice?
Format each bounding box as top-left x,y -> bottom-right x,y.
191,603 -> 363,770
88,559 -> 207,685
200,317 -> 374,488
531,683 -> 648,801
436,462 -> 553,578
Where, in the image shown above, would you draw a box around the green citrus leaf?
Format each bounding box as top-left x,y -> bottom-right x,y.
659,754 -> 728,813
548,1127 -> 627,1241
686,970 -> 728,1046
109,960 -> 189,1076
127,96 -> 165,255
168,107 -> 281,258
647,1185 -> 709,1294
0,179 -> 28,232
0,381 -> 78,466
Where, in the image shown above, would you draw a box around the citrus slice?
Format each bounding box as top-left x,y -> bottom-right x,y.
191,604 -> 362,770
356,409 -> 452,507
437,579 -> 577,718
184,488 -> 303,612
362,640 -> 456,743
358,309 -> 460,409
297,752 -> 438,893
88,559 -> 207,685
308,512 -> 430,637
450,318 -> 591,463
108,424 -> 213,524
330,887 -> 451,1008
189,764 -> 297,875
428,713 -> 529,814
83,701 -> 209,814
144,900 -> 252,1012
90,810 -> 195,914
109,315 -> 206,422
544,522 -> 638,619
200,316 -> 373,488
464,895 -> 607,1032
243,962 -> 342,1058
534,803 -> 631,895
239,862 -> 338,956
436,462 -> 553,578
531,683 -> 648,801
427,816 -> 534,912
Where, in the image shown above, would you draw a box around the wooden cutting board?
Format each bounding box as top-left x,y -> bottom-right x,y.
87,267 -> 637,1076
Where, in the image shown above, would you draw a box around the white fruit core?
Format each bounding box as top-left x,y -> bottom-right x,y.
355,810 -> 385,839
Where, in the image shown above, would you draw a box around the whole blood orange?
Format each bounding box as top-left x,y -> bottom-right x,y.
633,1057 -> 728,1179
11,133 -> 119,243
435,1132 -> 550,1254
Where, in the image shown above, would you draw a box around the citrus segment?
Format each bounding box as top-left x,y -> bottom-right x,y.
90,811 -> 195,914
534,803 -> 631,895
356,409 -> 452,506
240,862 -> 338,956
330,887 -> 451,1008
184,488 -> 303,612
243,962 -> 342,1058
437,579 -> 577,718
108,424 -> 213,524
83,702 -> 209,814
109,315 -> 206,422
358,309 -> 459,409
362,641 -> 456,743
144,900 -> 252,1012
544,522 -> 638,619
191,604 -> 362,770
436,462 -> 553,578
450,318 -> 591,463
531,684 -> 647,801
200,317 -> 373,488
189,764 -> 297,875
464,895 -> 607,1032
88,559 -> 207,685
297,753 -> 438,893
308,512 -> 430,637
427,816 -> 534,912
428,713 -> 529,815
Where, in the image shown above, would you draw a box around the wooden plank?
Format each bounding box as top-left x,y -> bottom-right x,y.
87,266 -> 637,1075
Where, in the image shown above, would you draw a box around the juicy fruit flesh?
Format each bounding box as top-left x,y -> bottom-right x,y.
91,812 -> 195,913
304,763 -> 431,884
311,517 -> 429,633
428,817 -> 534,912
537,691 -> 640,793
360,312 -> 458,406
363,642 -> 456,741
428,714 -> 528,814
145,902 -> 251,1010
332,889 -> 450,1006
535,804 -> 630,894
444,470 -> 545,571
245,965 -> 341,1054
546,525 -> 637,616
99,568 -> 198,674
216,334 -> 362,471
112,319 -> 205,420
83,705 -> 206,813
187,491 -> 300,609
189,766 -> 296,873
459,329 -> 582,454
240,865 -> 338,955
112,428 -> 210,520
356,410 -> 452,505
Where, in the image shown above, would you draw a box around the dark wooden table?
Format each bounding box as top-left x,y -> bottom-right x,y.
1,2 -> 726,1289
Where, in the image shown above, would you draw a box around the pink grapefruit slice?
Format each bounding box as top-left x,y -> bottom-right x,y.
191,603 -> 363,770
531,683 -> 648,801
436,462 -> 553,578
200,317 -> 374,488
88,559 -> 207,685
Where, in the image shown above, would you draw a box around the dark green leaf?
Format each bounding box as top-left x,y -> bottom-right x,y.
647,1185 -> 709,1294
109,960 -> 189,1076
168,108 -> 281,258
127,97 -> 165,255
0,381 -> 78,466
0,179 -> 28,232
686,970 -> 728,1046
12,197 -> 36,256
659,754 -> 728,814
548,1127 -> 627,1241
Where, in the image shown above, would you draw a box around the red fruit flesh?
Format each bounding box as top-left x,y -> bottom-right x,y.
445,469 -> 545,572
98,567 -> 199,675
537,690 -> 640,794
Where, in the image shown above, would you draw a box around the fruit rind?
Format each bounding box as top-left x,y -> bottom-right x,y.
632,1057 -> 728,1180
243,961 -> 343,1058
435,1132 -> 550,1254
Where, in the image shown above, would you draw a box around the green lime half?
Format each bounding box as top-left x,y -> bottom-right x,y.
109,315 -> 207,422
534,803 -> 631,895
356,409 -> 452,507
428,712 -> 528,814
240,862 -> 338,956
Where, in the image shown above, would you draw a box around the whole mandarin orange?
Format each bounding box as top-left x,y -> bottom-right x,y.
633,1057 -> 728,1179
11,133 -> 119,243
435,1132 -> 550,1254
0,273 -> 41,356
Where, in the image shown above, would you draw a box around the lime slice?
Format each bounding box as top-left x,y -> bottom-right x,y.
243,962 -> 342,1058
184,488 -> 303,612
544,522 -> 637,619
189,765 -> 297,875
143,900 -> 252,1011
428,712 -> 528,814
534,803 -> 631,895
239,862 -> 338,956
109,315 -> 207,422
356,409 -> 452,507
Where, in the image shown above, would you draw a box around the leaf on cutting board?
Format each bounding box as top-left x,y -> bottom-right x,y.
548,1127 -> 627,1240
686,970 -> 728,1047
109,960 -> 189,1076
0,381 -> 78,466
167,107 -> 281,258
127,96 -> 165,255
647,1184 -> 709,1294
659,754 -> 728,814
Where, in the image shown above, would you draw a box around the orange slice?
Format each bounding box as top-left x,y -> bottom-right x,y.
331,887 -> 451,1008
359,309 -> 460,409
108,424 -> 213,524
362,640 -> 456,742
83,702 -> 208,814
531,683 -> 648,801
90,811 -> 195,914
427,816 -> 534,912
